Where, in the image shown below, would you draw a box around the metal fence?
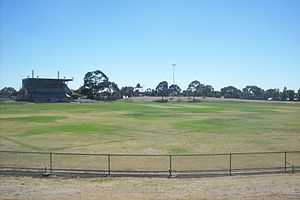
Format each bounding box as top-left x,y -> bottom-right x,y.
0,150 -> 299,177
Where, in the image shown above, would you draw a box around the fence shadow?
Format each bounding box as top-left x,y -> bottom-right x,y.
0,150 -> 299,178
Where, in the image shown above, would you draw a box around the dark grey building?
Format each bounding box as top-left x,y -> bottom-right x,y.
17,78 -> 72,102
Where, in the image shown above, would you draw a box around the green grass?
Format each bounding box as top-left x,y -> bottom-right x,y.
0,100 -> 299,154
18,123 -> 117,137
0,115 -> 65,123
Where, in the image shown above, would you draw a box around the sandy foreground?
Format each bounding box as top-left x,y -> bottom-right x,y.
0,174 -> 300,200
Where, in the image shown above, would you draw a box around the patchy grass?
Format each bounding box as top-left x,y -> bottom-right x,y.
174,118 -> 236,132
0,115 -> 65,123
0,101 -> 299,154
17,123 -> 118,137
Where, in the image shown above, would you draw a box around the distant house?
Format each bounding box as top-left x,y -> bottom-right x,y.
17,78 -> 72,102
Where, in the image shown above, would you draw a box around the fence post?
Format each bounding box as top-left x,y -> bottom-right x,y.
107,154 -> 111,176
49,152 -> 53,174
229,153 -> 232,176
284,152 -> 287,173
169,155 -> 172,177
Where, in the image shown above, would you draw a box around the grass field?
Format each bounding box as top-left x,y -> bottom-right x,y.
1,100 -> 300,154
1,100 -> 300,199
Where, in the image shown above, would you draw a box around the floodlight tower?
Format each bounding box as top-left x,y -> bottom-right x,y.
172,64 -> 176,84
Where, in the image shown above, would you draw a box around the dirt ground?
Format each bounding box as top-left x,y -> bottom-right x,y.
0,174 -> 300,200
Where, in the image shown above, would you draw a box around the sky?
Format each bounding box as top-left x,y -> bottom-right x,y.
0,0 -> 299,91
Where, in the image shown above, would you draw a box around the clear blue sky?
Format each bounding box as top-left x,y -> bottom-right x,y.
0,0 -> 299,91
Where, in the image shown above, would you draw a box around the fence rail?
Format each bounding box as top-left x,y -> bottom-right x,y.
0,150 -> 299,177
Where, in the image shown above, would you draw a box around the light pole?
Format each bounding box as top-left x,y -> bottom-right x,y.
172,64 -> 176,84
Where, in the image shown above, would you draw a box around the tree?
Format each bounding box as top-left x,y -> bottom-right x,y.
144,88 -> 156,96
298,89 -> 300,101
156,81 -> 169,100
265,89 -> 280,100
169,84 -> 181,96
286,90 -> 295,101
181,90 -> 188,96
134,83 -> 143,96
95,81 -> 120,100
203,85 -> 214,97
80,70 -> 121,100
281,87 -> 288,101
120,86 -> 134,97
242,86 -> 264,100
221,86 -> 241,98
213,91 -> 222,98
135,83 -> 142,89
186,80 -> 205,101
0,87 -> 17,97
81,70 -> 109,99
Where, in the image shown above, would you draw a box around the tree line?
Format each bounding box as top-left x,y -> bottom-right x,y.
1,69 -> 299,101
74,70 -> 300,101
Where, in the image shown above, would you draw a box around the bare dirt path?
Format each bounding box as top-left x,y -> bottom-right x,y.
1,174 -> 300,200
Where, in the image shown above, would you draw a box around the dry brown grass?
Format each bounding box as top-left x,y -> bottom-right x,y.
0,174 -> 300,200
